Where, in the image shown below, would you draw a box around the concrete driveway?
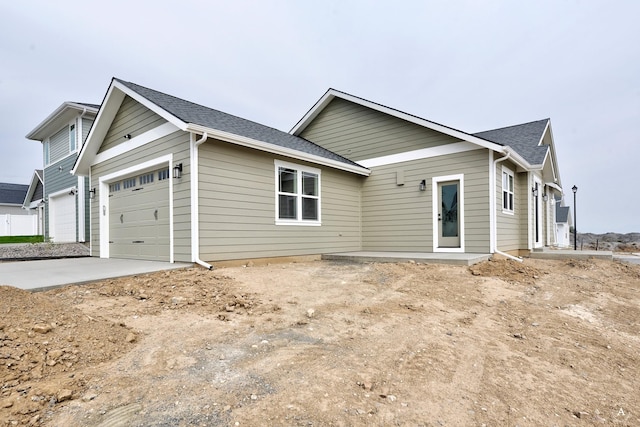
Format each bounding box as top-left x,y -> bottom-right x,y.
0,258 -> 193,292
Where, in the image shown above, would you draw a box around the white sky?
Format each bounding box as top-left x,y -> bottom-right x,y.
1,0 -> 638,233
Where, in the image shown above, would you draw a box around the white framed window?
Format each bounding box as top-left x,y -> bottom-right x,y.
275,160 -> 321,225
502,166 -> 514,214
69,124 -> 76,152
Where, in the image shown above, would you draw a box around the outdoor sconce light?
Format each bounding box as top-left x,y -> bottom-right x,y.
173,163 -> 183,179
124,134 -> 132,139
419,179 -> 426,191
542,194 -> 548,202
89,188 -> 96,200
532,187 -> 539,197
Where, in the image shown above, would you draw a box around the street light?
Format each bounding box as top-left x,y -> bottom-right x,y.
572,185 -> 578,250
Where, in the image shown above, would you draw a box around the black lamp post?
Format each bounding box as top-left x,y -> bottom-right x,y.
572,185 -> 578,250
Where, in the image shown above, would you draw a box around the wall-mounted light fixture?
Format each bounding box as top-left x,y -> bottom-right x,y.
173,163 -> 183,179
124,134 -> 132,139
89,188 -> 96,200
69,187 -> 77,196
542,194 -> 548,202
532,186 -> 539,197
419,179 -> 426,191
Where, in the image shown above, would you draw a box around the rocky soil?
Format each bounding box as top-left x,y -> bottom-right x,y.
1,257 -> 639,426
0,243 -> 89,261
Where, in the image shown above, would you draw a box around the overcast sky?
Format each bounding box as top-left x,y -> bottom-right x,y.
1,1 -> 638,233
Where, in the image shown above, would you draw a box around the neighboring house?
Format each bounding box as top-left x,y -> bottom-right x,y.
0,182 -> 38,237
554,198 -> 572,248
72,79 -> 566,265
26,102 -> 99,242
22,170 -> 45,235
0,183 -> 29,215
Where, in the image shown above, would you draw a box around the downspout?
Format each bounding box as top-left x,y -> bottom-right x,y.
492,151 -> 523,263
190,132 -> 213,270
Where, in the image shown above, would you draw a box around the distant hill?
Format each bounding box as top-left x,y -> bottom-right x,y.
573,232 -> 640,252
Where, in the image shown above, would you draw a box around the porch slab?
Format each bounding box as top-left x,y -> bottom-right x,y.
528,249 -> 613,261
322,252 -> 491,266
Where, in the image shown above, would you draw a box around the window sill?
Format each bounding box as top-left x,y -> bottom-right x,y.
501,210 -> 515,216
275,220 -> 322,227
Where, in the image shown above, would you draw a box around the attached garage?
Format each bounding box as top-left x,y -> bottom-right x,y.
48,191 -> 76,242
107,168 -> 170,261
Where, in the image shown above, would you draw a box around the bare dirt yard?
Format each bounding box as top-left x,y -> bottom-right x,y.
1,257 -> 639,426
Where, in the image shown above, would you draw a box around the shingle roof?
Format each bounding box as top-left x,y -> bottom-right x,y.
75,102 -> 101,110
115,79 -> 363,169
0,183 -> 29,205
556,205 -> 570,223
474,119 -> 550,165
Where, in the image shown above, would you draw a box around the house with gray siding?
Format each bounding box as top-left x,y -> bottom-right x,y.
72,79 -> 566,265
26,102 -> 99,242
0,182 -> 29,215
22,169 -> 45,234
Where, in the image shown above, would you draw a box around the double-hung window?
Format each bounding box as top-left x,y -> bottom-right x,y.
69,124 -> 76,152
275,160 -> 321,225
502,166 -> 514,213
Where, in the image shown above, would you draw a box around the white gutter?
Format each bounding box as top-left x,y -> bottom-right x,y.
491,152 -> 523,263
190,132 -> 213,270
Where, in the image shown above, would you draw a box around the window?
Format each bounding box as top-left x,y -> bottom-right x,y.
502,167 -> 514,213
158,168 -> 170,181
275,160 -> 320,225
69,124 -> 76,152
139,173 -> 154,185
109,182 -> 121,193
123,178 -> 137,189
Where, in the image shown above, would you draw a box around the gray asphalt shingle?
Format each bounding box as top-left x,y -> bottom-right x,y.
115,79 -> 363,169
0,183 -> 28,205
474,119 -> 550,165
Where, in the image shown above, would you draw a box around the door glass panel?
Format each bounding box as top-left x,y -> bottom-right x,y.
441,183 -> 458,237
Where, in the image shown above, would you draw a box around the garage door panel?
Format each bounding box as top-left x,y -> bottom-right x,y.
108,169 -> 170,261
50,193 -> 76,243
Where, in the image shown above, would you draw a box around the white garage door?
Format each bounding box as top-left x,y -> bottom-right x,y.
49,192 -> 76,242
108,168 -> 170,261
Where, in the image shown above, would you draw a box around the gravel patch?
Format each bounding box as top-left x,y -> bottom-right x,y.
0,242 -> 90,260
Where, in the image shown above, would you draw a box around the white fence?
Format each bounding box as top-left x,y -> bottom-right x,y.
0,214 -> 39,236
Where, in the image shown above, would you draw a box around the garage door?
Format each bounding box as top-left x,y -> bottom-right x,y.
49,192 -> 76,242
109,168 -> 170,261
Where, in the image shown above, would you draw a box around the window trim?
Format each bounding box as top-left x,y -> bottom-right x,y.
69,123 -> 76,153
274,160 -> 321,226
502,166 -> 515,214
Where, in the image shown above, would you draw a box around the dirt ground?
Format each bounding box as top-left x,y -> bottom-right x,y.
1,257 -> 639,426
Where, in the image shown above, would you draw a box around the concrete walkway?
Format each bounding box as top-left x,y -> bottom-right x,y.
528,248 -> 613,261
0,258 -> 193,292
322,251 -> 491,266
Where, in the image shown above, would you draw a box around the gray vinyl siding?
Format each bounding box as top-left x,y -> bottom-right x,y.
496,161 -> 528,252
44,155 -> 79,240
99,96 -> 165,153
197,140 -> 363,262
300,97 -> 463,161
82,118 -> 93,143
90,130 -> 191,260
49,125 -> 70,164
361,148 -> 490,253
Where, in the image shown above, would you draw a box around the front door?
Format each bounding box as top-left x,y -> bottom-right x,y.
437,180 -> 460,248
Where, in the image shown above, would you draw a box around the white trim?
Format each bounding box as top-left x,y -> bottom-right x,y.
291,90 -> 506,154
98,154 -> 174,262
489,151 -> 495,252
187,124 -> 370,177
274,159 -> 322,226
48,186 -> 75,198
359,142 -> 481,168
92,122 -> 180,165
432,174 -> 465,253
77,176 -> 85,242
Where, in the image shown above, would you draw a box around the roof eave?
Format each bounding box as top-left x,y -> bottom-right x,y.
26,102 -> 98,141
186,124 -> 371,176
72,79 -> 189,176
